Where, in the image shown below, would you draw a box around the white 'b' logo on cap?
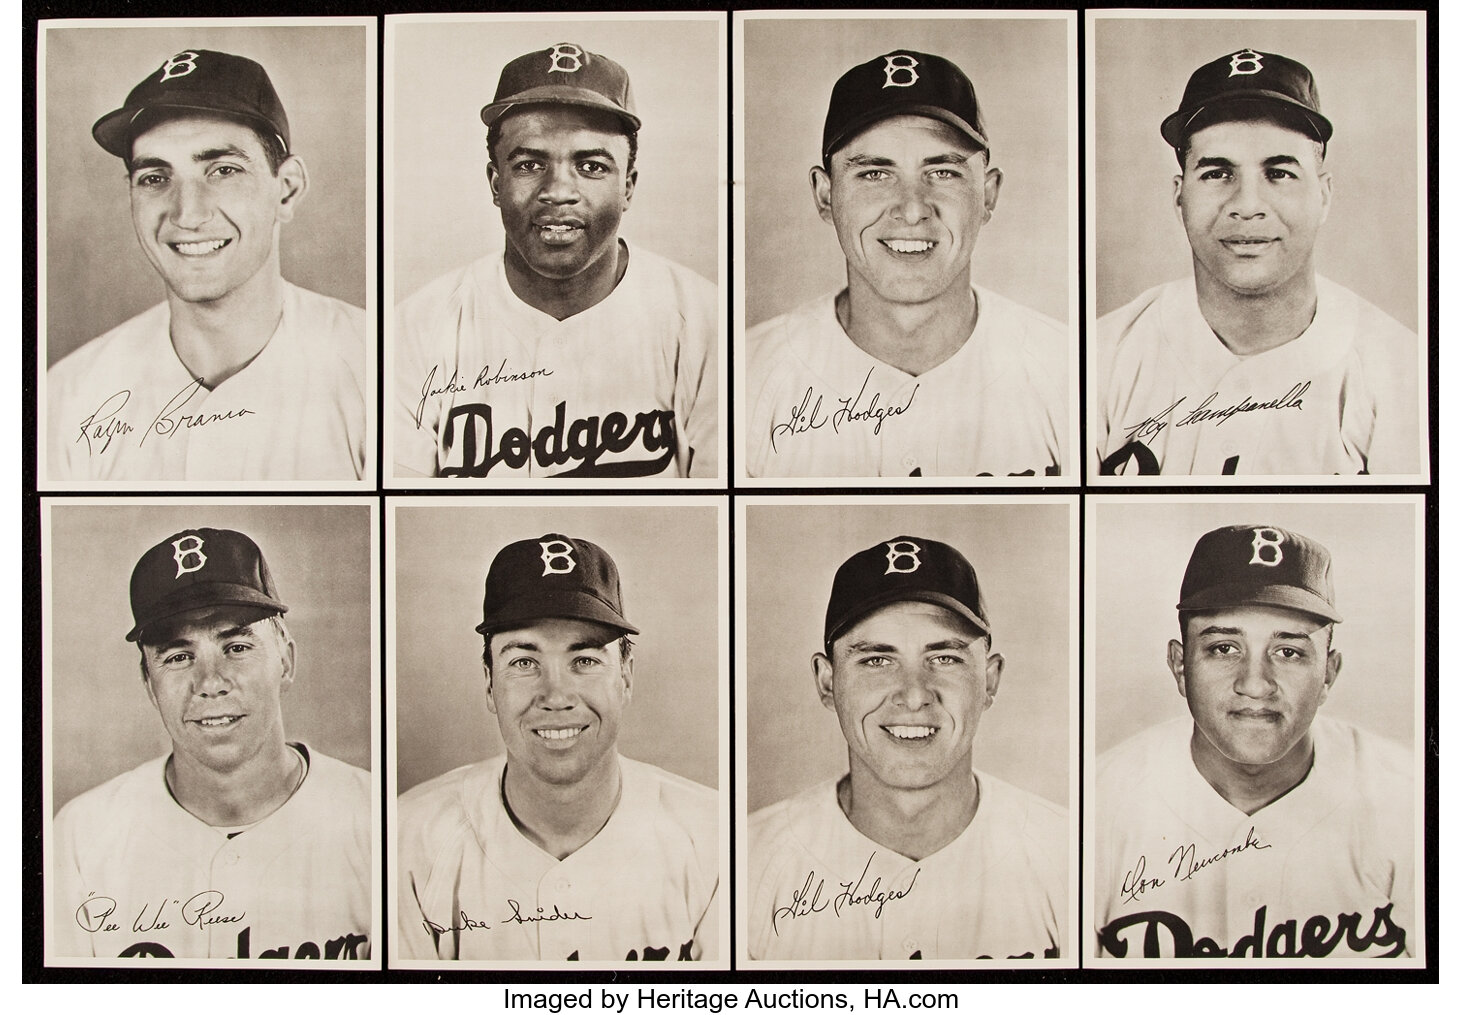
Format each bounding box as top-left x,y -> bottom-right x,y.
883,54 -> 919,88
540,539 -> 576,575
884,540 -> 922,574
1229,49 -> 1263,77
548,44 -> 585,74
1249,527 -> 1284,567
160,51 -> 200,83
172,534 -> 207,578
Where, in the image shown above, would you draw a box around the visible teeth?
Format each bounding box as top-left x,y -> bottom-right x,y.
535,727 -> 584,741
197,716 -> 239,727
541,224 -> 578,233
887,725 -> 936,739
883,239 -> 934,254
173,239 -> 227,255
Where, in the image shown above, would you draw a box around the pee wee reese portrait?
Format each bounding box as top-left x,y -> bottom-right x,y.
45,45 -> 371,483
50,527 -> 373,961
394,43 -> 718,480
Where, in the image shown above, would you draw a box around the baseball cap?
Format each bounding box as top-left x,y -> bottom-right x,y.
127,528 -> 289,643
93,49 -> 291,160
1161,48 -> 1332,150
822,50 -> 989,164
1177,524 -> 1342,625
824,536 -> 990,647
476,534 -> 639,637
480,43 -> 640,133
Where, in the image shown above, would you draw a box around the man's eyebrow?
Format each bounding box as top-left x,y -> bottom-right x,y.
194,145 -> 253,164
573,147 -> 618,165
924,638 -> 975,652
843,640 -> 899,654
841,154 -> 897,168
494,638 -> 539,655
921,152 -> 974,167
1193,156 -> 1236,170
128,156 -> 172,173
567,639 -> 614,653
1262,154 -> 1304,168
1193,624 -> 1242,638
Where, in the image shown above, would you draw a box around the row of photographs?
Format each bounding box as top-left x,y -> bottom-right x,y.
41,494 -> 1427,969
36,10 -> 1432,488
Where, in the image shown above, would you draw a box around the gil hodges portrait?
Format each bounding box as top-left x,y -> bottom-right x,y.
1089,15 -> 1426,480
391,500 -> 725,966
388,15 -> 723,482
40,22 -> 375,486
741,500 -> 1075,965
738,15 -> 1075,481
44,501 -> 378,965
1086,498 -> 1423,964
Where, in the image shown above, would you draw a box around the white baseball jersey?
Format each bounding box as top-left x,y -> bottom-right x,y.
744,287 -> 1068,478
1092,716 -> 1415,959
396,754 -> 719,962
51,745 -> 373,961
394,241 -> 717,479
746,772 -> 1067,961
46,282 -> 370,482
1093,277 -> 1421,477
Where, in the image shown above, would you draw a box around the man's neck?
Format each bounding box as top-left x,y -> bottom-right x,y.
1190,726 -> 1315,816
839,279 -> 977,377
168,739 -> 301,827
504,238 -> 627,322
1194,263 -> 1319,356
839,763 -> 979,862
166,265 -> 285,390
502,753 -> 623,861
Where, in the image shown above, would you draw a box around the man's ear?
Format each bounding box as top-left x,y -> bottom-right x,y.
981,165 -> 1003,222
1167,638 -> 1188,699
275,155 -> 309,224
1319,647 -> 1342,705
813,651 -> 836,711
810,165 -> 834,224
620,651 -> 634,706
483,662 -> 497,715
622,167 -> 637,211
982,651 -> 1004,705
487,161 -> 502,208
277,636 -> 297,694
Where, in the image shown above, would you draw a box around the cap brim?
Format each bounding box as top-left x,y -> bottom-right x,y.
1176,583 -> 1342,625
1161,92 -> 1333,149
93,102 -> 288,159
825,104 -> 988,161
826,589 -> 990,647
475,589 -> 639,637
128,584 -> 288,642
480,88 -> 641,132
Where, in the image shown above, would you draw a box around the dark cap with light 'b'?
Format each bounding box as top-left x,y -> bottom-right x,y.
476,534 -> 639,637
1177,524 -> 1342,624
824,536 -> 991,646
93,49 -> 291,160
822,50 -> 989,164
127,528 -> 288,643
480,43 -> 640,133
1161,48 -> 1332,150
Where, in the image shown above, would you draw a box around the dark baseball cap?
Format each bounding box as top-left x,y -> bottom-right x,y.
1177,524 -> 1342,625
1161,48 -> 1332,150
822,50 -> 989,164
824,536 -> 990,647
480,43 -> 640,133
93,49 -> 291,160
127,528 -> 289,643
476,534 -> 639,637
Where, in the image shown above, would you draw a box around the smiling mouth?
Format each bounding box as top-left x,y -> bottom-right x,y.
880,239 -> 936,255
534,726 -> 588,742
1230,709 -> 1281,722
170,239 -> 230,257
884,724 -> 937,741
536,223 -> 584,245
191,715 -> 243,728
1220,238 -> 1278,253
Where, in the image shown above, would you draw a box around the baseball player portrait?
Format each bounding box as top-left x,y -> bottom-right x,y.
393,500 -> 723,964
1090,15 -> 1426,479
41,23 -> 375,485
388,16 -> 722,481
1086,498 -> 1423,963
739,15 -> 1075,480
45,502 -> 377,964
742,500 -> 1074,964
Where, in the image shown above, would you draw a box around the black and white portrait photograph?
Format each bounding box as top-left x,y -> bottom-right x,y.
38,19 -> 377,489
1085,495 -> 1424,965
386,13 -> 724,484
738,497 -> 1076,967
389,497 -> 727,967
43,498 -> 379,966
1087,12 -> 1428,483
736,12 -> 1077,484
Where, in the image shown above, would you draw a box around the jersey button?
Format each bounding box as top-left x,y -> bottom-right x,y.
555,878 -> 570,893
901,937 -> 918,954
222,850 -> 240,866
901,455 -> 918,470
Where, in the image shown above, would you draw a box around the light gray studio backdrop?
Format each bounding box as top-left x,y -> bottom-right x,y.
740,15 -> 1071,329
744,501 -> 1072,813
389,17 -> 722,305
1088,498 -> 1419,755
1092,15 -> 1420,328
393,502 -> 721,795
43,23 -> 372,365
48,501 -> 375,813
